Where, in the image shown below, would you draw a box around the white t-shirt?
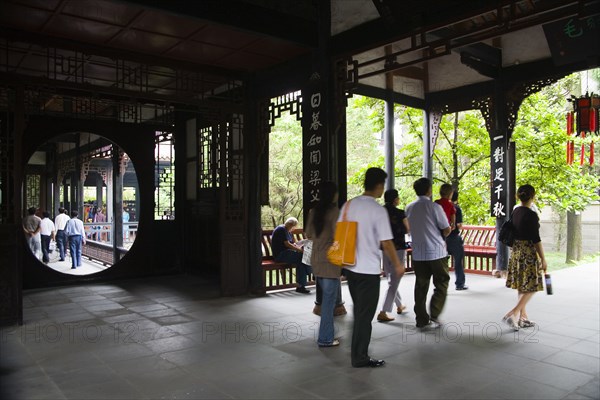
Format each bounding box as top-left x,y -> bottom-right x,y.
55,213 -> 70,231
40,218 -> 55,236
341,195 -> 393,275
406,196 -> 449,261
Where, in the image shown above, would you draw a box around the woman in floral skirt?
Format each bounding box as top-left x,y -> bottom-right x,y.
502,184 -> 547,331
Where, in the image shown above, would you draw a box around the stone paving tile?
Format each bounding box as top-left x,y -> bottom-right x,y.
142,335 -> 197,354
59,378 -> 146,399
1,261 -> 597,400
0,375 -> 67,400
469,375 -> 569,399
567,339 -> 600,358
542,350 -> 600,375
510,359 -> 596,392
574,378 -> 600,399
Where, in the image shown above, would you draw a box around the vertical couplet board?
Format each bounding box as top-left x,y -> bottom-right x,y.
490,135 -> 508,218
302,79 -> 329,219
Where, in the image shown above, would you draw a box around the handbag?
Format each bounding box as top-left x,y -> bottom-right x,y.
498,213 -> 515,247
327,200 -> 357,267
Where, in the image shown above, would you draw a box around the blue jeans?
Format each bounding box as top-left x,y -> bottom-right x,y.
274,250 -> 312,287
317,277 -> 340,345
69,235 -> 82,268
315,279 -> 343,306
446,233 -> 465,288
56,230 -> 67,260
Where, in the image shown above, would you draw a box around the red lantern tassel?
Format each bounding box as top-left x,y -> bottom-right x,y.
590,142 -> 595,166
569,141 -> 575,165
567,112 -> 574,135
580,143 -> 586,165
590,109 -> 598,133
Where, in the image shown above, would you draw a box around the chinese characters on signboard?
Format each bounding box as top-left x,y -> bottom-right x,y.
543,15 -> 600,66
303,82 -> 327,210
490,135 -> 507,218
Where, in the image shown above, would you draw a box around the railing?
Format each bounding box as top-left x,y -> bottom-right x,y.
81,222 -> 137,265
262,225 -> 497,292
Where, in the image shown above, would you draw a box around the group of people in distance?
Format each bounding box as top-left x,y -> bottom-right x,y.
271,167 -> 548,368
22,207 -> 86,269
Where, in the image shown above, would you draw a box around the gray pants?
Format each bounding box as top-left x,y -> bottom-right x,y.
381,249 -> 406,312
26,234 -> 41,259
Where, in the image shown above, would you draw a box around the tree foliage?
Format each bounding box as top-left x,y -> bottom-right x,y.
261,112 -> 304,228
263,70 -> 600,232
512,73 -> 599,213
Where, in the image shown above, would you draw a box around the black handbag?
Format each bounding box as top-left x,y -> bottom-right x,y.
498,214 -> 515,247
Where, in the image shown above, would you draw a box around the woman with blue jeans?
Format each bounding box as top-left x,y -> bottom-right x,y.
305,181 -> 342,347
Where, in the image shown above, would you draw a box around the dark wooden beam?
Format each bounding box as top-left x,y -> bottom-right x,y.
118,0 -> 317,47
331,0 -> 493,57
426,81 -> 495,113
460,43 -> 502,79
353,83 -> 425,110
393,67 -> 426,81
425,56 -> 600,112
0,27 -> 241,78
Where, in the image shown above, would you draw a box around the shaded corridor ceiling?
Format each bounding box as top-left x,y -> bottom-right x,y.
0,0 -> 598,112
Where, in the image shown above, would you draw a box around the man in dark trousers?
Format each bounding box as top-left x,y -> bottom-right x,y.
341,167 -> 404,368
406,178 -> 451,329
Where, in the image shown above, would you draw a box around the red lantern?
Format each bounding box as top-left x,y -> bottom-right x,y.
568,93 -> 600,165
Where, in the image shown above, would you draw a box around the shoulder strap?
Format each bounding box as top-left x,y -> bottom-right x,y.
341,200 -> 351,222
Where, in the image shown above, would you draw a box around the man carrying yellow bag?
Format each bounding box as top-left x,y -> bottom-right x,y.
338,167 -> 405,368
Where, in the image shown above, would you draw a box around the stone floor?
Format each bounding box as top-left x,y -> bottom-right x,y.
1,261 -> 599,399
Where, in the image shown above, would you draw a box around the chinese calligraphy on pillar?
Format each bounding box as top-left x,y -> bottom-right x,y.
303,78 -> 328,210
490,135 -> 507,217
429,111 -> 442,157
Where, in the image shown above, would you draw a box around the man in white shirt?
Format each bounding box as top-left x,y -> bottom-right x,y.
64,210 -> 86,269
39,211 -> 55,263
54,207 -> 70,262
406,178 -> 451,329
342,167 -> 404,368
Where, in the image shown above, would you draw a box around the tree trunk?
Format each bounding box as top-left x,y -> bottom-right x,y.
565,211 -> 582,263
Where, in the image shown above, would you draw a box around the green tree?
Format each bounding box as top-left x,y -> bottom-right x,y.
349,99 -> 493,224
513,72 -> 600,262
261,111 -> 304,228
263,96 -> 383,228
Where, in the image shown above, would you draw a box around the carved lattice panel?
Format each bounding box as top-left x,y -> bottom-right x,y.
198,126 -> 218,189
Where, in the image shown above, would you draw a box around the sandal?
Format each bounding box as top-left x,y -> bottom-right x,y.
519,319 -> 536,328
502,315 -> 520,331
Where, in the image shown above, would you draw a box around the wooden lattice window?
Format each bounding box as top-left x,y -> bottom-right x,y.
154,131 -> 174,220
25,174 -> 41,210
198,126 -> 218,189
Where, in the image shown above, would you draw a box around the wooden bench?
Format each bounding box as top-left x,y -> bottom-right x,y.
261,225 -> 497,291
406,225 -> 496,274
456,225 -> 496,274
261,228 -> 315,291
